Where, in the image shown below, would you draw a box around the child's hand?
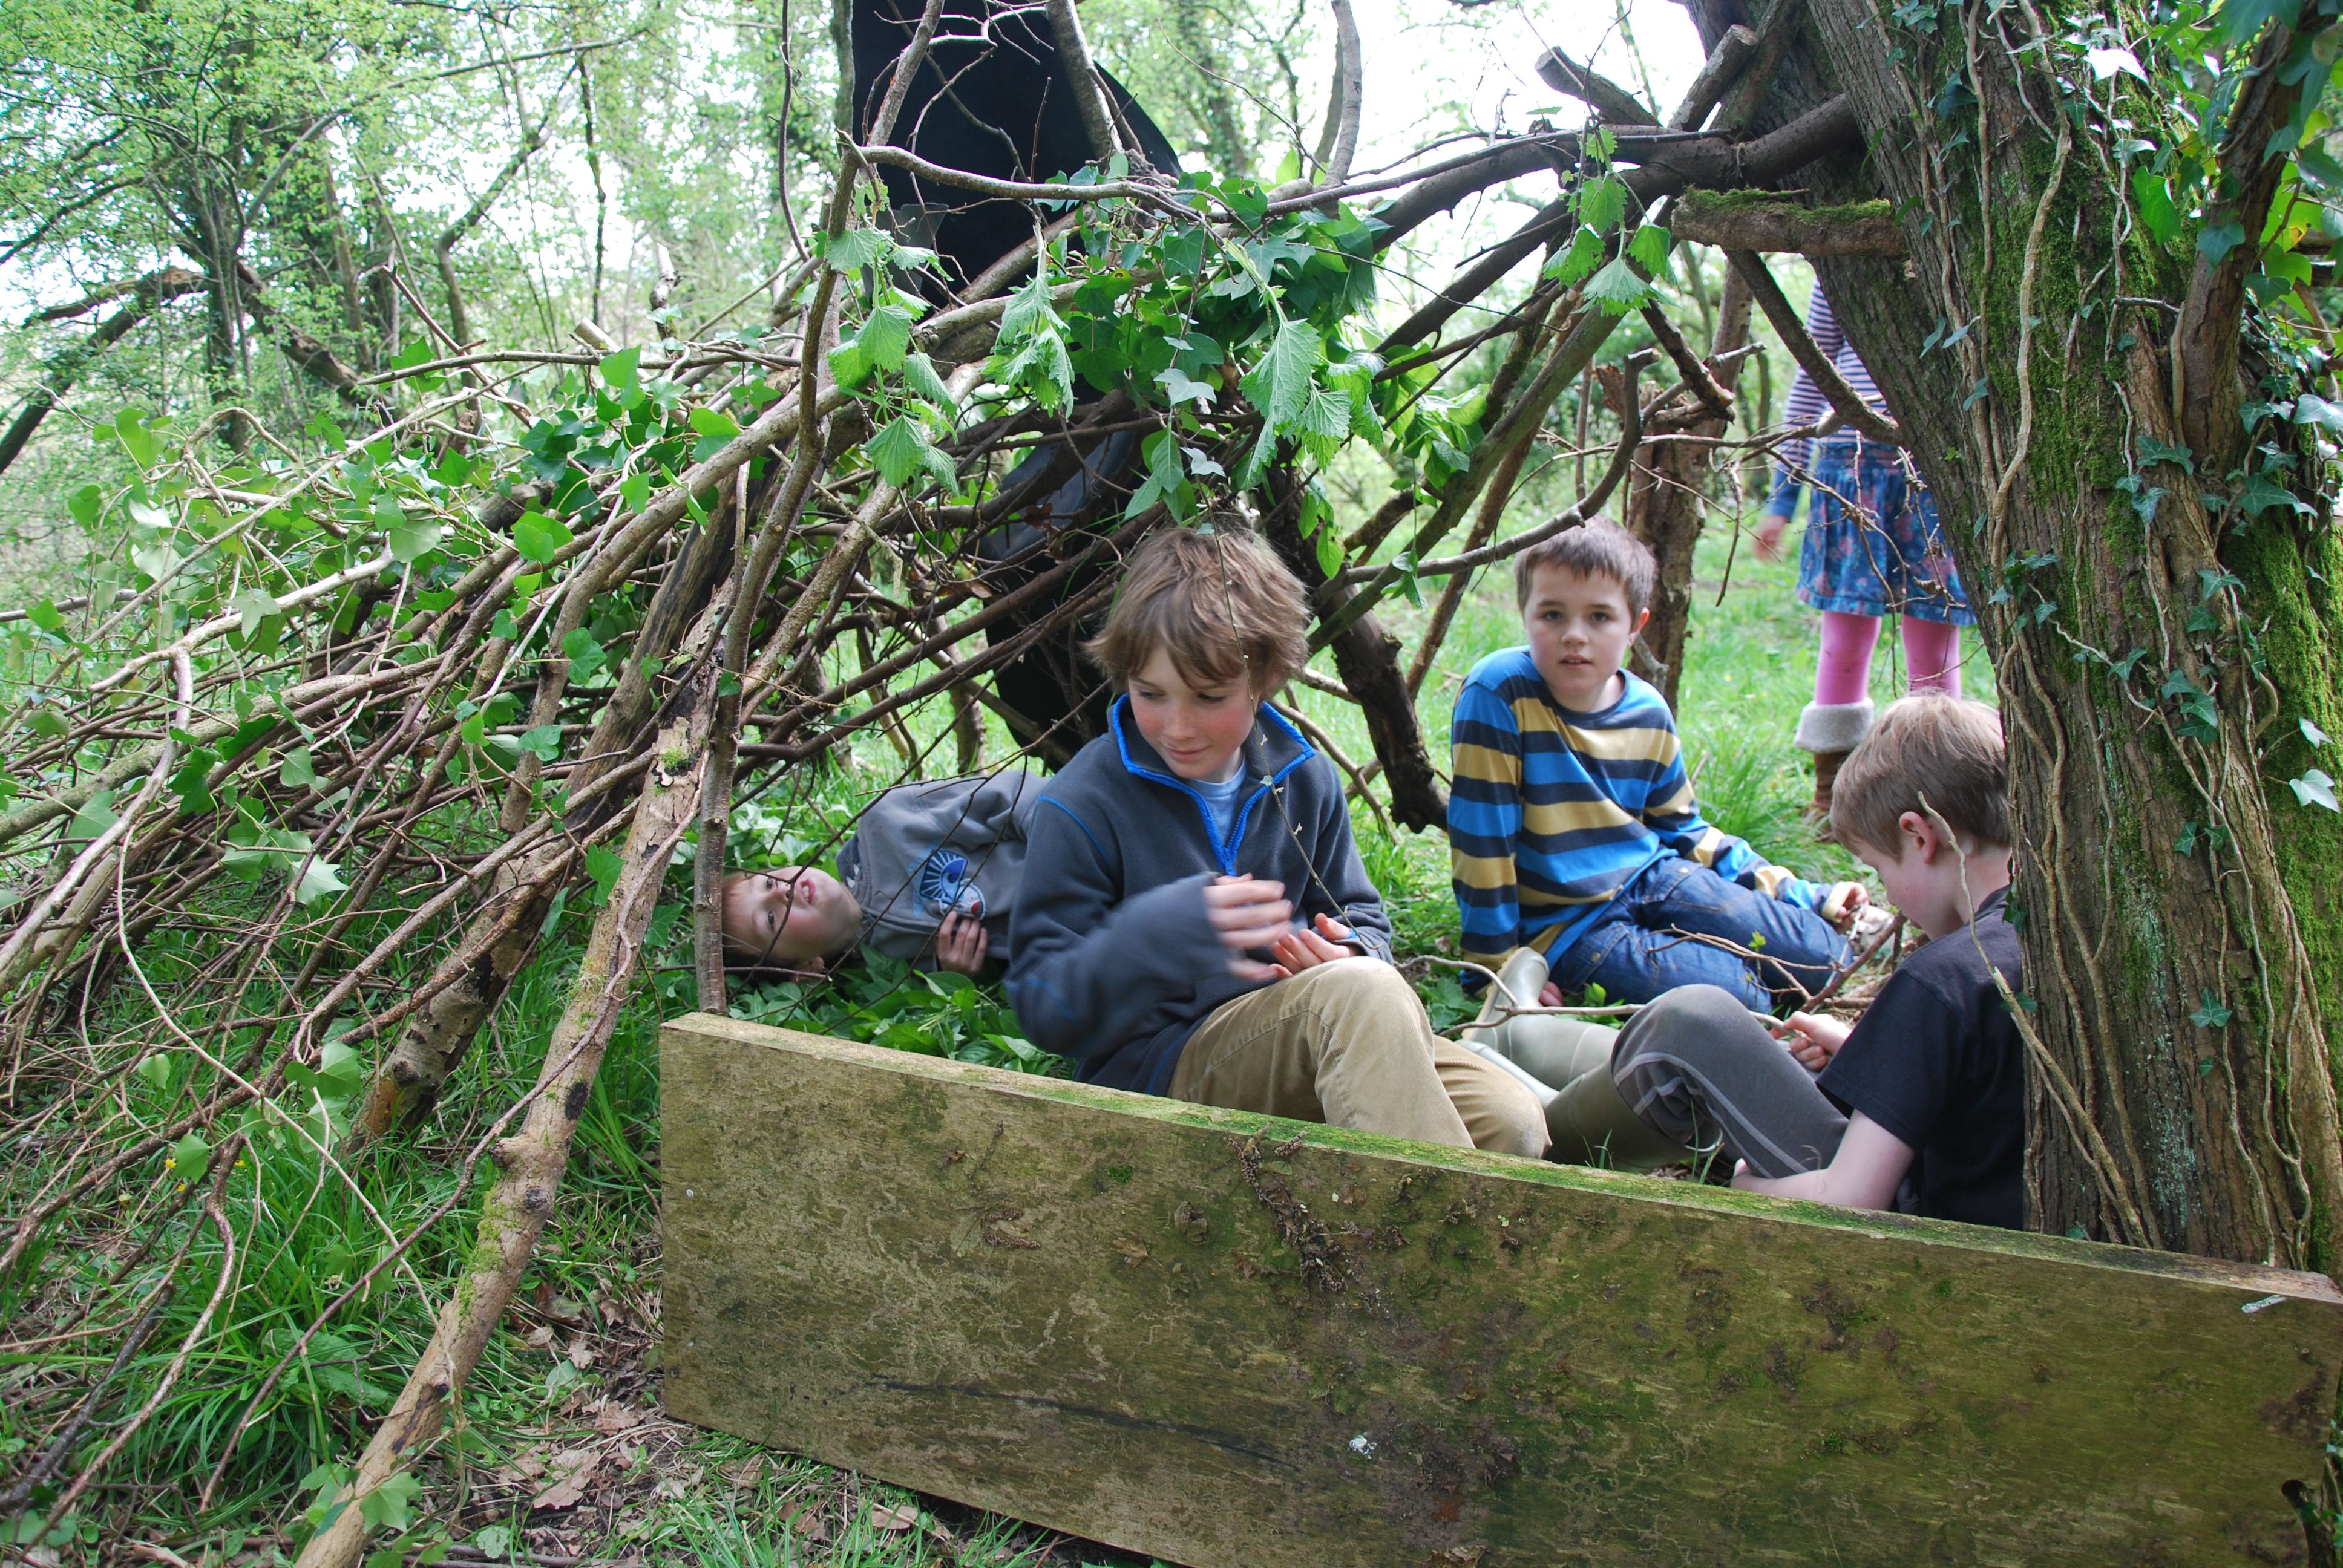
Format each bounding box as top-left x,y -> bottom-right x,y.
1203,874 -> 1292,981
934,912 -> 988,976
1754,514 -> 1788,563
1539,981 -> 1564,1008
1268,913 -> 1358,976
1820,881 -> 1869,930
1774,1010 -> 1853,1072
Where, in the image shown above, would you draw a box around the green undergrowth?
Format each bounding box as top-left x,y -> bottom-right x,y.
2,512 -> 1990,1562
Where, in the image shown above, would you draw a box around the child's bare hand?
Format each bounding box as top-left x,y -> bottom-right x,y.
1753,514 -> 1788,563
1204,875 -> 1291,980
1820,881 -> 1869,930
934,912 -> 988,976
1268,913 -> 1357,975
1538,981 -> 1564,1008
1774,1010 -> 1853,1072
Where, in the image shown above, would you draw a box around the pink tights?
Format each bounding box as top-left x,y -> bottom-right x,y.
1814,611 -> 1961,705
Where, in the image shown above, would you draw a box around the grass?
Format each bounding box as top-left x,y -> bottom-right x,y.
1,506 -> 1994,1564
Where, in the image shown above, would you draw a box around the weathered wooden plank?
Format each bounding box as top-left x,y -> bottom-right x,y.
658,1012 -> 2343,1567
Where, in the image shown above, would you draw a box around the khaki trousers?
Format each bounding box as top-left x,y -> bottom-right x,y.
1168,957 -> 1547,1158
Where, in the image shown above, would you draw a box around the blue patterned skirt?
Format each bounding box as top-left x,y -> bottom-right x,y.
1801,437 -> 1975,624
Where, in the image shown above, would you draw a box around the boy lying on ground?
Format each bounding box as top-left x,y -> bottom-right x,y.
1006,525 -> 1547,1157
721,768 -> 1042,977
1495,694 -> 2025,1229
1450,520 -> 1866,1011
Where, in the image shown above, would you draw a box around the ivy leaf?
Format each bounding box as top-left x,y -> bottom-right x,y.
26,599 -> 64,635
2189,990 -> 2235,1029
599,345 -> 642,405
2290,767 -> 2340,811
688,407 -> 741,439
2135,436 -> 2194,472
1543,226 -> 1604,287
1156,365 -> 1218,408
169,1131 -> 212,1183
2294,393 -> 2343,433
585,844 -> 624,902
2084,45 -> 2145,80
512,510 -> 574,564
1578,175 -> 1628,234
520,724 -> 563,762
387,512 -> 444,564
866,417 -> 932,488
294,855 -> 349,908
562,628 -> 608,684
2129,171 -> 2181,244
68,789 -> 117,842
2210,0 -> 2301,48
1625,224 -> 1671,273
1124,429 -> 1191,520
279,747 -> 317,788
2197,221 -> 2247,263
2303,716 -> 2331,749
1583,256 -> 1651,315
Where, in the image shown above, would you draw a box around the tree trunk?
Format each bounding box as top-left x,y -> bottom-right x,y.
1709,0 -> 2343,1267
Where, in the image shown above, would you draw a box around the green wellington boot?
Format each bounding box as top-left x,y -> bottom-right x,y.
1466,946 -> 1620,1091
1542,1051 -> 1699,1172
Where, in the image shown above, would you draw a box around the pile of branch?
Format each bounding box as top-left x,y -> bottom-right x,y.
0,7 -> 1876,1553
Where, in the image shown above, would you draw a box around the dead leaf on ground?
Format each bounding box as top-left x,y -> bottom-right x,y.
525,1324 -> 555,1349
784,1501 -> 831,1543
566,1333 -> 595,1369
592,1400 -> 644,1434
500,1451 -> 549,1482
720,1455 -> 768,1489
870,1501 -> 920,1532
532,1448 -> 601,1511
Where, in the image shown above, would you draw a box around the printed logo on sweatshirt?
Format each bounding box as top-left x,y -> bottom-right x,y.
916,848 -> 985,921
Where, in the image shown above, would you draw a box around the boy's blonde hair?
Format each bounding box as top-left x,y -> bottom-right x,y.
1086,524 -> 1309,693
1830,694 -> 2010,854
1513,517 -> 1657,616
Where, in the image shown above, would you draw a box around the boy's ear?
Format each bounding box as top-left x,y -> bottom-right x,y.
1898,809 -> 1942,863
1630,606 -> 1652,639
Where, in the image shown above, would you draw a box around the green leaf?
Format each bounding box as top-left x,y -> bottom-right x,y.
1000,270 -> 1063,344
136,1051 -> 175,1092
230,588 -> 280,637
28,707 -> 68,739
279,747 -> 317,788
387,506 -> 444,564
169,1131 -> 211,1183
2197,220 -> 2247,263
855,304 -> 916,373
294,855 -> 349,907
67,485 -> 103,529
585,844 -> 623,901
1242,319 -> 1323,431
356,1471 -> 421,1531
1578,175 -> 1628,234
2295,393 -> 2343,433
2290,767 -> 2340,811
2303,716 -> 2331,749
1124,430 -> 1190,520
1542,228 -> 1604,287
599,345 -> 642,403
2131,171 -> 2181,247
819,228 -> 894,272
902,351 -> 958,415
866,417 -> 932,488
1625,224 -> 1671,273
2189,990 -> 2235,1028
113,407 -> 160,467
562,628 -> 608,684
688,407 -> 741,439
68,789 -> 117,842
26,599 -> 64,635
2210,0 -> 2300,47
512,510 -> 574,564
828,338 -> 874,390
520,724 -> 563,762
619,471 -> 654,513
1584,256 -> 1651,315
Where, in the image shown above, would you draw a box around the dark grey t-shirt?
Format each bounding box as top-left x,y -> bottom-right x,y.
1818,887 -> 2026,1230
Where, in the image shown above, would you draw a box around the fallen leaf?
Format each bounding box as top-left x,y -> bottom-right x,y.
525,1324 -> 554,1350
566,1334 -> 595,1370
870,1501 -> 920,1532
532,1448 -> 601,1510
720,1455 -> 768,1489
1113,1235 -> 1150,1265
785,1502 -> 831,1543
546,1295 -> 586,1324
592,1400 -> 644,1434
500,1452 -> 549,1481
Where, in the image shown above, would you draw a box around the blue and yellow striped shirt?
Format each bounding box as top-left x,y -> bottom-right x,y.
1449,650 -> 1828,972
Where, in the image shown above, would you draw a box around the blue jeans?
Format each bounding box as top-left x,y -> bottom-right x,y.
1549,859 -> 1851,1010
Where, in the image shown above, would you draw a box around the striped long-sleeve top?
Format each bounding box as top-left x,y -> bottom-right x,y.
1765,281 -> 1889,517
1449,650 -> 1832,971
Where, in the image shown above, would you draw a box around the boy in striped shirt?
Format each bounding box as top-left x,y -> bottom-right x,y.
1450,521 -> 1864,1013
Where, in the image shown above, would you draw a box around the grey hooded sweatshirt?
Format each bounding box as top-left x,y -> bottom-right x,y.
1007,698 -> 1394,1093
837,767 -> 1041,964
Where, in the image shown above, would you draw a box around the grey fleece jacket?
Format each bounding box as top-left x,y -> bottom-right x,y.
838,768 -> 1041,964
1006,697 -> 1394,1093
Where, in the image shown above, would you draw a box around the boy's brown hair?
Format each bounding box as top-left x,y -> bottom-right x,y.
1513,517 -> 1657,617
1086,524 -> 1309,693
1830,694 -> 2011,854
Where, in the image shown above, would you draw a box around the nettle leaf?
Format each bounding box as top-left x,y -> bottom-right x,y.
1578,175 -> 1628,234
1583,256 -> 1651,315
866,417 -> 933,488
902,351 -> 958,415
1543,227 -> 1604,287
856,304 -> 916,374
512,510 -> 574,564
1625,223 -> 1671,273
1242,319 -> 1323,430
820,227 -> 894,272
2290,766 -> 2340,811
1297,385 -> 1354,465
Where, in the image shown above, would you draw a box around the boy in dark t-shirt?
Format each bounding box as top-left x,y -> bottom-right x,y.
1539,694 -> 2026,1229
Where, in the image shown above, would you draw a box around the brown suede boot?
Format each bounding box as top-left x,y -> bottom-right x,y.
1809,748 -> 1850,836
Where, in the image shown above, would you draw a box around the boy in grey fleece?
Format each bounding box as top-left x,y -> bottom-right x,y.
723,767 -> 1040,975
1007,528 -> 1545,1157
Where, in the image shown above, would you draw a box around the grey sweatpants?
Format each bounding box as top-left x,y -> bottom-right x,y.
1610,984 -> 1848,1178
